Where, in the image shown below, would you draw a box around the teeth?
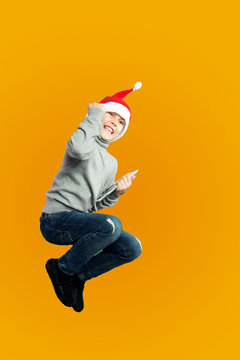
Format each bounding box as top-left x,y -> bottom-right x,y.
104,126 -> 113,134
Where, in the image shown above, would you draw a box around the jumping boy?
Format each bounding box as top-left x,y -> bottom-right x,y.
39,81 -> 143,312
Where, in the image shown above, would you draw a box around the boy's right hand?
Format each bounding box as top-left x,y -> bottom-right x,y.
88,102 -> 106,114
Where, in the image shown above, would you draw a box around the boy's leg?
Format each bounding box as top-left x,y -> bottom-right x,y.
57,213 -> 123,275
40,211 -> 122,306
40,211 -> 142,308
40,211 -> 123,274
77,230 -> 142,281
72,230 -> 142,312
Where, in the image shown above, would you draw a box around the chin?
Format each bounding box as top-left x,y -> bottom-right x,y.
100,135 -> 109,141
100,132 -> 116,141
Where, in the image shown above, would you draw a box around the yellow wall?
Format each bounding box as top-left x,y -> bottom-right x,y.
1,1 -> 240,359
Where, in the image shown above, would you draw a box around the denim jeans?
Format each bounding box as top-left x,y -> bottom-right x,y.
39,210 -> 142,281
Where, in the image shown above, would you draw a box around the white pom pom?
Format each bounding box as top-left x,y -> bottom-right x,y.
133,81 -> 142,91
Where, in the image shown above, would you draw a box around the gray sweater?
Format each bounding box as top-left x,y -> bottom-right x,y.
42,107 -> 125,214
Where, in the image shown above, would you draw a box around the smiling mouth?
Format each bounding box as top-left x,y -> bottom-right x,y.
104,126 -> 114,134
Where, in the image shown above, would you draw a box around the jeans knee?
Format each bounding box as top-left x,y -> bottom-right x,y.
102,216 -> 122,239
128,236 -> 142,261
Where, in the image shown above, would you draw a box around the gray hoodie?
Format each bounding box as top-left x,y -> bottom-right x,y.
41,107 -> 125,214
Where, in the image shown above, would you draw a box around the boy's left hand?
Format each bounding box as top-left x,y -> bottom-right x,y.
115,175 -> 136,195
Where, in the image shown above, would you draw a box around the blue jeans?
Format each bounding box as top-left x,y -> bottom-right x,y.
39,210 -> 142,281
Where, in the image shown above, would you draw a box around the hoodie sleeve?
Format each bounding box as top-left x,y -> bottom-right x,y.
95,189 -> 125,211
95,158 -> 127,211
65,107 -> 105,160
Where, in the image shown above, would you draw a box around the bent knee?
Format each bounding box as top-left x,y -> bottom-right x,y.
128,236 -> 142,260
102,216 -> 122,237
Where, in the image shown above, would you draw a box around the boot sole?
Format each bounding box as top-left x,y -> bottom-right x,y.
72,275 -> 85,312
45,259 -> 74,307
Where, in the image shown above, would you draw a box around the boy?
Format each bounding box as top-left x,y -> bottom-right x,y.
39,82 -> 142,312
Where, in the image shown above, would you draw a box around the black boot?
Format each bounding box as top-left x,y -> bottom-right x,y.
72,274 -> 86,312
45,258 -> 77,306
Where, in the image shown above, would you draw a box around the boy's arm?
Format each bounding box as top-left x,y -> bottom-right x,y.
95,189 -> 125,211
66,107 -> 104,160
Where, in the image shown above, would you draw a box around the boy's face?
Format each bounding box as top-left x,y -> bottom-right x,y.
100,112 -> 126,141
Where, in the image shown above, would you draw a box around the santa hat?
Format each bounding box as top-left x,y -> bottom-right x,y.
99,81 -> 142,142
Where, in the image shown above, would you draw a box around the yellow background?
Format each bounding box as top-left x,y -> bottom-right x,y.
1,1 -> 240,359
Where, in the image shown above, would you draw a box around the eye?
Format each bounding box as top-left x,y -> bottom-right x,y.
109,112 -> 124,125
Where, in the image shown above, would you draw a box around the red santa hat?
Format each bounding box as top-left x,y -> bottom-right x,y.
99,81 -> 142,142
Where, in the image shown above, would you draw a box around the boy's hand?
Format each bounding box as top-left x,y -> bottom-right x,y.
88,102 -> 106,114
115,175 -> 136,195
